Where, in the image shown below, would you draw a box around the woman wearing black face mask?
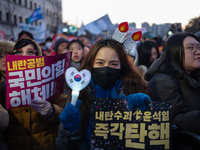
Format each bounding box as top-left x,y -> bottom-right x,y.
56,39 -> 150,150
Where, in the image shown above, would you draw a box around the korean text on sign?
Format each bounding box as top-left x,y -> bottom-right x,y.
6,53 -> 71,109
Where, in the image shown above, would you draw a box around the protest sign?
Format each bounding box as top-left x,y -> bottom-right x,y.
91,98 -> 172,150
0,31 -> 5,40
16,21 -> 49,43
6,53 -> 71,109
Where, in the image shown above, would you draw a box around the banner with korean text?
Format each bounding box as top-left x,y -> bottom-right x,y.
6,53 -> 71,109
91,99 -> 172,150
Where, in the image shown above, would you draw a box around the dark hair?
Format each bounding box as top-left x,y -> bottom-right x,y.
159,32 -> 200,72
66,39 -> 84,50
78,39 -> 148,137
138,41 -> 160,68
80,39 -> 148,94
12,38 -> 40,56
78,35 -> 89,41
156,36 -> 164,47
18,30 -> 34,40
39,42 -> 45,46
197,36 -> 200,41
45,37 -> 52,43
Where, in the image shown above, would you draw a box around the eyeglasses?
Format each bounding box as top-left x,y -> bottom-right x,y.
12,48 -> 37,56
185,44 -> 200,54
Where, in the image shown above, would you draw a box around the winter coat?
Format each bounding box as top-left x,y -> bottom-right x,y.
0,77 -> 8,133
55,81 -> 125,150
144,52 -> 200,135
6,93 -> 68,150
0,79 -> 9,140
0,40 -> 15,141
0,104 -> 8,133
0,76 -> 8,140
0,76 -> 9,150
5,40 -> 69,150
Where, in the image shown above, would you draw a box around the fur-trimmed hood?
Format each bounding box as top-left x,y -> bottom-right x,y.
0,40 -> 15,54
11,38 -> 43,56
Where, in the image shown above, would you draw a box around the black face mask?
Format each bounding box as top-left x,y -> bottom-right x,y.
92,67 -> 121,90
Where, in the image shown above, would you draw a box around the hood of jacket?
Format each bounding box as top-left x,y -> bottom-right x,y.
11,38 -> 43,56
145,52 -> 200,88
33,40 -> 43,56
144,52 -> 165,81
0,40 -> 15,80
0,40 -> 15,54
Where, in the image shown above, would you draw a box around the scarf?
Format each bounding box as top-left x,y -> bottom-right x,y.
70,60 -> 81,70
86,79 -> 122,148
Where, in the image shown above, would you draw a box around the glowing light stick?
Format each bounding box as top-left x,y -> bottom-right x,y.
65,67 -> 91,106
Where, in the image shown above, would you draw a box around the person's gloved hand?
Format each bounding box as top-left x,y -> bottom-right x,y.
28,99 -> 54,119
120,93 -> 151,111
59,100 -> 82,133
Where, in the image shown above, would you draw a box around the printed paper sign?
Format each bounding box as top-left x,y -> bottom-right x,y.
0,31 -> 5,40
91,99 -> 172,150
6,53 -> 71,109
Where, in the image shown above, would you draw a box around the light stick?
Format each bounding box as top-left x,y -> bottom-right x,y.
65,67 -> 91,106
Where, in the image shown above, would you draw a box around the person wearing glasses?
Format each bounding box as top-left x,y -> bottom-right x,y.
145,32 -> 200,136
0,39 -> 15,150
6,38 -> 67,150
11,38 -> 42,56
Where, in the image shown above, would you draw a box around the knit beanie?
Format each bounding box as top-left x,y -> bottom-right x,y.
54,38 -> 69,54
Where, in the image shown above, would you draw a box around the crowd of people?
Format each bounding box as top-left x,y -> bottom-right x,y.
0,28 -> 200,150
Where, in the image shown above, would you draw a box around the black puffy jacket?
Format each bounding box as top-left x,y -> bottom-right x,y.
145,53 -> 200,135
